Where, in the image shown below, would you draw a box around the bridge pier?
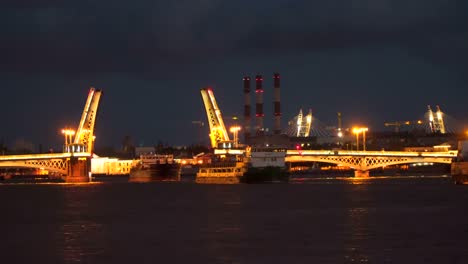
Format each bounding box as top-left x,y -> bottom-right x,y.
65,156 -> 91,183
354,170 -> 369,178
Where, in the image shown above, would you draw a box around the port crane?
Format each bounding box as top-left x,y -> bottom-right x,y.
384,120 -> 424,133
200,88 -> 230,148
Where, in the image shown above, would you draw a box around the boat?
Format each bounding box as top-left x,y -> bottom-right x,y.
451,141 -> 468,184
129,154 -> 181,182
196,161 -> 247,184
451,162 -> 468,184
241,147 -> 289,183
195,146 -> 288,183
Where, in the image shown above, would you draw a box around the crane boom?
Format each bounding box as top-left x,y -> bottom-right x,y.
200,88 -> 230,148
73,87 -> 102,153
384,120 -> 423,132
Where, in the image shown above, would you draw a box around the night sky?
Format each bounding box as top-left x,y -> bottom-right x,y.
1,0 -> 467,151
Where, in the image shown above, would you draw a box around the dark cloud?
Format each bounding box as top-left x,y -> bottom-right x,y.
2,1 -> 466,74
2,0 -> 64,8
1,0 -> 467,147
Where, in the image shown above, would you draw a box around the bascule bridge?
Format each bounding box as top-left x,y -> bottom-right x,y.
0,88 -> 102,182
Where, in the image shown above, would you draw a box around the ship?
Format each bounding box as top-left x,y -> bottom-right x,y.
451,162 -> 468,184
451,140 -> 468,184
129,154 -> 181,182
196,160 -> 246,184
241,147 -> 289,183
195,146 -> 288,184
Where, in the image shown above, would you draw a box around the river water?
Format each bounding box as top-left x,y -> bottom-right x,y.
1,175 -> 468,263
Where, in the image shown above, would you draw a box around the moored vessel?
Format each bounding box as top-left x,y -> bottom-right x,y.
196,161 -> 246,184
451,140 -> 468,184
451,162 -> 468,184
195,146 -> 289,183
130,154 -> 181,182
241,147 -> 289,183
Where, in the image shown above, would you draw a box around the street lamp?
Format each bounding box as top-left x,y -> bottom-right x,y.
61,128 -> 75,153
352,127 -> 369,151
352,127 -> 360,151
361,127 -> 368,151
61,128 -> 75,146
230,126 -> 241,148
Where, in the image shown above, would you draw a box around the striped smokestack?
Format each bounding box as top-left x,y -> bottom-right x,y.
255,74 -> 264,135
243,76 -> 251,141
273,73 -> 281,134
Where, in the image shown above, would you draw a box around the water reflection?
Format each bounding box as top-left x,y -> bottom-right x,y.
58,185 -> 105,263
343,177 -> 373,185
60,220 -> 104,263
344,183 -> 372,263
201,186 -> 244,263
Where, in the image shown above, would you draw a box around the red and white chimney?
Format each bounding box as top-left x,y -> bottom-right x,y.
255,74 -> 264,135
273,73 -> 281,134
243,76 -> 251,141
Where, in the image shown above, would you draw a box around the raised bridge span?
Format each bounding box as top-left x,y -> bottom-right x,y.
0,88 -> 102,182
286,149 -> 458,177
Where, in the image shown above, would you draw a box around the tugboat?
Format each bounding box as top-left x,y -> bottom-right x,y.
129,154 -> 181,182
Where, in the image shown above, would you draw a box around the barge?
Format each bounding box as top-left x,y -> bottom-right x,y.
129,154 -> 181,182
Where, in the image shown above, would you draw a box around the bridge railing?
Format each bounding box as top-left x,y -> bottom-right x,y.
286,149 -> 458,158
0,152 -> 91,161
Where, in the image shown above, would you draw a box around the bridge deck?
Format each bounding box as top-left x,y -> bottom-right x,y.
0,152 -> 91,161
286,150 -> 458,158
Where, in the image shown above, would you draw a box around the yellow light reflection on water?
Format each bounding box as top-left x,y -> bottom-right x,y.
340,177 -> 372,184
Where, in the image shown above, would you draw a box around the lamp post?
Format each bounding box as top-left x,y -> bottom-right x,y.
61,129 -> 75,145
361,127 -> 368,151
230,126 -> 241,148
352,127 -> 360,151
61,128 -> 75,152
352,127 -> 369,151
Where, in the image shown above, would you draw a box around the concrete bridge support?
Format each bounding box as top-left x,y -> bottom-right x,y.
65,157 -> 91,183
354,170 -> 369,178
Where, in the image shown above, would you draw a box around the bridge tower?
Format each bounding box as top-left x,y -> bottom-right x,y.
65,87 -> 103,182
73,88 -> 102,153
427,105 -> 446,134
435,105 -> 446,134
200,88 -> 230,148
295,109 -> 312,137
